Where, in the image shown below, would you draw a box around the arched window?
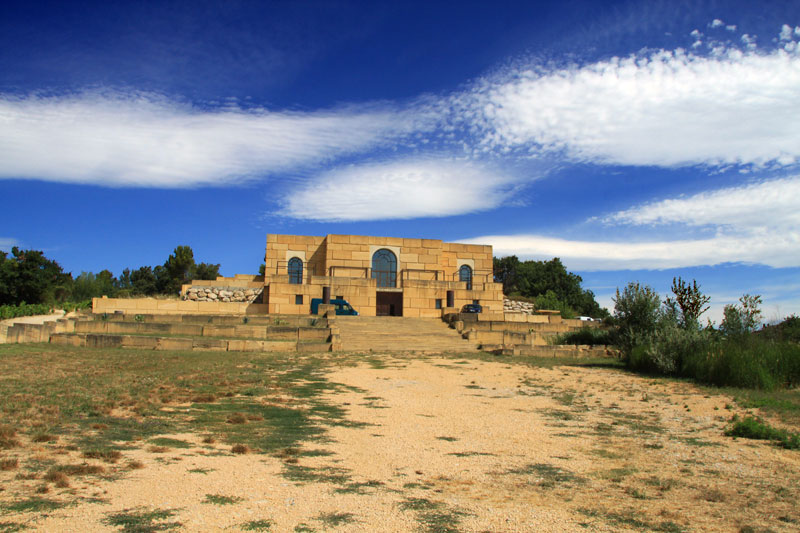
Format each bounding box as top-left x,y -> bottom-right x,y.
372,249 -> 397,288
459,264 -> 473,290
288,257 -> 303,285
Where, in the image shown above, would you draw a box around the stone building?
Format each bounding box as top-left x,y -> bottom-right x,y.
262,234 -> 504,317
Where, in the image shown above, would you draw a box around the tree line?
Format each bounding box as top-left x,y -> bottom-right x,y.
0,245 -> 220,306
493,256 -> 608,318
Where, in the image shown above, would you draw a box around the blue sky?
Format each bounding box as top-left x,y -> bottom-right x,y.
1,0 -> 799,322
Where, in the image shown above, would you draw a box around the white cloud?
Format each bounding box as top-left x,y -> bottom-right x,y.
463,232 -> 800,271
470,176 -> 800,271
0,91 -> 428,187
710,20 -> 724,29
281,158 -> 520,221
604,175 -> 800,230
471,42 -> 800,169
779,24 -> 800,41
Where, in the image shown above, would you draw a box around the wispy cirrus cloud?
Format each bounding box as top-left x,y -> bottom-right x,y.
603,175 -> 800,230
0,91 -> 431,187
468,175 -> 800,270
464,232 -> 799,271
280,158 -> 521,221
466,35 -> 800,169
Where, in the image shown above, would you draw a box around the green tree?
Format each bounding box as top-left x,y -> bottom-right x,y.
130,266 -> 159,295
194,262 -> 220,281
664,277 -> 710,330
613,282 -> 662,358
493,255 -> 520,294
720,294 -> 763,337
493,255 -> 607,317
0,247 -> 72,305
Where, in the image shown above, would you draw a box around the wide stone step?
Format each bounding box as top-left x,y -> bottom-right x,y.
49,333 -> 331,353
333,316 -> 478,352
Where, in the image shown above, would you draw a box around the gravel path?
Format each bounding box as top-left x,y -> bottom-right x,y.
3,355 -> 798,532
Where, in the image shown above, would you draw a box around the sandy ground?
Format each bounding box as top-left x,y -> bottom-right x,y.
0,312 -> 67,326
2,355 -> 798,532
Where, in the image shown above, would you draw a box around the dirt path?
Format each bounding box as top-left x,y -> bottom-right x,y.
4,355 -> 799,532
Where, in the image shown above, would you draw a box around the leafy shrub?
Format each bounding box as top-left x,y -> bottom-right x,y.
553,327 -> 617,347
759,314 -> 800,343
0,302 -> 52,320
534,290 -> 576,319
724,415 -> 800,449
613,282 -> 661,359
720,294 -> 763,337
629,323 -> 712,375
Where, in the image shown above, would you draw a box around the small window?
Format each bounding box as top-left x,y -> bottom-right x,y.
288,257 -> 303,284
435,299 -> 442,309
473,299 -> 480,305
459,264 -> 473,290
336,295 -> 343,300
295,295 -> 303,305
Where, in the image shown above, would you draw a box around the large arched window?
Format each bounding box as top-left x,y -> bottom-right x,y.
288,257 -> 303,285
459,264 -> 473,290
372,249 -> 397,288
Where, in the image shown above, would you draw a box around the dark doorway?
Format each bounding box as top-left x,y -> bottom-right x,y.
376,291 -> 403,316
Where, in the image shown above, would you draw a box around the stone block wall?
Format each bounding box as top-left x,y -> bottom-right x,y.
263,233 -> 503,316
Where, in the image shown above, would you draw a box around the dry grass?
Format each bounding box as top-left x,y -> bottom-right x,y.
83,450 -> 122,463
147,446 -> 169,454
0,426 -> 20,449
0,344 -> 797,531
226,413 -> 248,425
231,444 -> 250,454
0,457 -> 19,471
32,433 -> 57,443
192,394 -> 216,403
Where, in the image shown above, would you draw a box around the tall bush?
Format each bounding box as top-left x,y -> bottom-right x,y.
613,282 -> 661,359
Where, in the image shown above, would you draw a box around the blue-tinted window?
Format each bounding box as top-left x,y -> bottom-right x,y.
459,264 -> 473,290
372,249 -> 397,288
288,257 -> 303,284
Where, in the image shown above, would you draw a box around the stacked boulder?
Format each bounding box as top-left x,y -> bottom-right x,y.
183,286 -> 263,303
503,298 -> 536,315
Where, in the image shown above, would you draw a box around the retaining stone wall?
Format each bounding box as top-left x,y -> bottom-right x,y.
183,286 -> 264,303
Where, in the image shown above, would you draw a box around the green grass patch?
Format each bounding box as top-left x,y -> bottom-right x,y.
102,507 -> 182,532
281,463 -> 351,486
148,438 -> 192,449
203,494 -> 242,506
577,508 -> 686,532
506,463 -> 584,488
724,415 -> 800,449
334,479 -> 384,494
0,497 -> 66,514
0,522 -> 27,532
241,519 -> 274,531
317,512 -> 355,527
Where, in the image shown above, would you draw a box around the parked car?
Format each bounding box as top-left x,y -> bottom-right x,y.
310,298 -> 359,315
578,316 -> 595,321
461,303 -> 483,314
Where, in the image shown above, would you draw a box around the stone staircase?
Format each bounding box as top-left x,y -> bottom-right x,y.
2,313 -> 333,353
334,316 -> 479,353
